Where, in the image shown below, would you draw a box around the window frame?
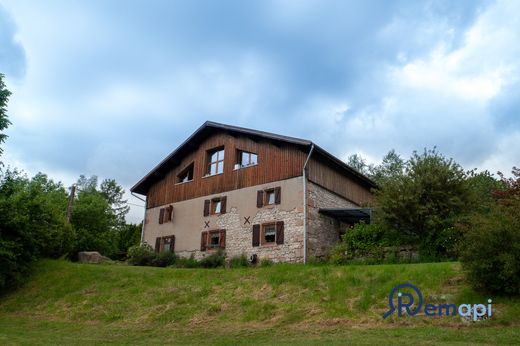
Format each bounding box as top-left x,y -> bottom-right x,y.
211,198 -> 222,215
206,146 -> 225,177
262,222 -> 277,245
264,189 -> 276,206
155,235 -> 175,253
208,230 -> 221,249
176,162 -> 194,184
235,149 -> 258,169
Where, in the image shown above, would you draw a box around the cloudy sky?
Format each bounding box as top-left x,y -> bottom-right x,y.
1,0 -> 519,222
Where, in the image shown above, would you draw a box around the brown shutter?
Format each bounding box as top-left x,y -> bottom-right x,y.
203,200 -> 210,217
219,229 -> 226,249
252,224 -> 260,247
220,196 -> 227,214
155,237 -> 161,252
170,235 -> 175,253
276,221 -> 284,245
167,205 -> 173,222
256,191 -> 264,208
274,187 -> 281,204
159,208 -> 165,224
200,231 -> 208,251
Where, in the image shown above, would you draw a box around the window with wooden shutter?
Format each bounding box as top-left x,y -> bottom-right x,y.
252,224 -> 260,247
203,200 -> 210,217
159,208 -> 165,224
163,235 -> 175,252
276,221 -> 284,245
165,205 -> 173,222
155,237 -> 161,252
274,187 -> 281,205
257,191 -> 264,208
200,231 -> 208,251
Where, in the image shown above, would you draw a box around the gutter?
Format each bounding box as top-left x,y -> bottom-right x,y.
302,143 -> 315,264
131,192 -> 147,243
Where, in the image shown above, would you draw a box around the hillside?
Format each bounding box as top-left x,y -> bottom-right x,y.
0,260 -> 518,345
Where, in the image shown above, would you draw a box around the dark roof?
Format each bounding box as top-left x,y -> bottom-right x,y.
131,121 -> 376,195
319,208 -> 372,224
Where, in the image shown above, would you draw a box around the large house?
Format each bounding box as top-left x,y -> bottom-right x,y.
131,121 -> 375,263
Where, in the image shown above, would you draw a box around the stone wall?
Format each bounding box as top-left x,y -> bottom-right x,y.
306,181 -> 358,259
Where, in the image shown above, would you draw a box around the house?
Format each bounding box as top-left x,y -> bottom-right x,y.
131,121 -> 375,263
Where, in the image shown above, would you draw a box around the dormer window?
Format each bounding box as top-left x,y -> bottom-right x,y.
235,150 -> 258,169
177,162 -> 194,183
206,147 -> 225,176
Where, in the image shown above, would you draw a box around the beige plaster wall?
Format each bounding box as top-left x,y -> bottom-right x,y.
143,176 -> 304,262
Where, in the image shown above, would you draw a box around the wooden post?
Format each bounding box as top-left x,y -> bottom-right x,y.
66,185 -> 76,223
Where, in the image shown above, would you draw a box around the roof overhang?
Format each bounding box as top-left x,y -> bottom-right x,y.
319,208 -> 372,224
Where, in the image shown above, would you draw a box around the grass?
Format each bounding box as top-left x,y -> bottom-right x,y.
0,260 -> 519,345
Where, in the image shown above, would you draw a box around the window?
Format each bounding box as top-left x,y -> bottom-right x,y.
263,223 -> 276,244
203,196 -> 227,216
256,187 -> 281,208
177,162 -> 194,183
158,205 -> 174,224
252,221 -> 284,247
200,229 -> 226,251
154,235 -> 175,253
235,150 -> 258,169
206,147 -> 225,176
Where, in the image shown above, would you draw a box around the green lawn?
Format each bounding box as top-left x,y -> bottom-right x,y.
0,260 -> 518,345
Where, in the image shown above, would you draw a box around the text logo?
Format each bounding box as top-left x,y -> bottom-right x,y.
383,283 -> 492,321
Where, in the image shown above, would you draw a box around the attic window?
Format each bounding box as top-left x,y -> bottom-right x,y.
235,150 -> 257,169
206,147 -> 225,176
177,162 -> 194,183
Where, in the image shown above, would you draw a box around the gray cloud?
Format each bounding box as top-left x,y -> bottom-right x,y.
0,5 -> 25,78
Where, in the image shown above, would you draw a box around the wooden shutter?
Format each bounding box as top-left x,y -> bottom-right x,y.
219,229 -> 226,249
256,191 -> 264,208
170,235 -> 175,253
159,208 -> 165,224
220,196 -> 227,214
166,205 -> 173,222
276,221 -> 284,245
252,224 -> 260,247
274,187 -> 281,205
155,237 -> 161,252
203,199 -> 210,217
200,231 -> 208,251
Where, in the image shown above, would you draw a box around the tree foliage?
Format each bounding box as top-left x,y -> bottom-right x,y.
0,73 -> 12,159
0,170 -> 74,290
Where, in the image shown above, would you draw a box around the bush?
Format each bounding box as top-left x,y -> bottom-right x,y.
228,253 -> 249,268
152,251 -> 177,267
460,205 -> 520,295
260,258 -> 274,267
200,249 -> 226,268
331,222 -> 410,264
173,254 -> 200,268
127,244 -> 155,266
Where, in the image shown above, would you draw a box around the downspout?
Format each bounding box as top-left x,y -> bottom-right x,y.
131,192 -> 147,243
303,143 -> 315,264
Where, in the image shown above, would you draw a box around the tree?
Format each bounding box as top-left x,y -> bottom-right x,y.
374,148 -> 471,259
100,178 -> 130,227
0,73 -> 12,159
369,149 -> 405,185
346,154 -> 370,175
0,170 -> 73,290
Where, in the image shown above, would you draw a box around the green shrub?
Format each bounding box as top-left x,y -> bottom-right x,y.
173,254 -> 200,268
200,249 -> 226,268
152,251 -> 177,267
228,253 -> 249,268
460,205 -> 520,295
127,244 -> 155,266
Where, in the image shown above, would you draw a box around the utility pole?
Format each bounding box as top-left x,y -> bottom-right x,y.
66,185 -> 76,223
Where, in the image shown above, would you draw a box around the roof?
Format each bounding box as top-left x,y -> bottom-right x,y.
131,121 -> 376,195
319,208 -> 372,224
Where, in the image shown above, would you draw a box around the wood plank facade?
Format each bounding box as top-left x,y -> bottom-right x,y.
146,133 -> 307,208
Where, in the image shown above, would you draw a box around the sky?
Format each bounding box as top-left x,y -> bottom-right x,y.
0,0 -> 519,223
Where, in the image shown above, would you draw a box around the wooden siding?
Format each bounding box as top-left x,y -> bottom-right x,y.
147,133 -> 307,208
307,157 -> 373,206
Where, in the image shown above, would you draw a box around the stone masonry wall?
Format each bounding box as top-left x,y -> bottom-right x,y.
306,181 -> 358,259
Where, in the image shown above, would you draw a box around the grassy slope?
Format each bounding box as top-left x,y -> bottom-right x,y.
0,260 -> 518,345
